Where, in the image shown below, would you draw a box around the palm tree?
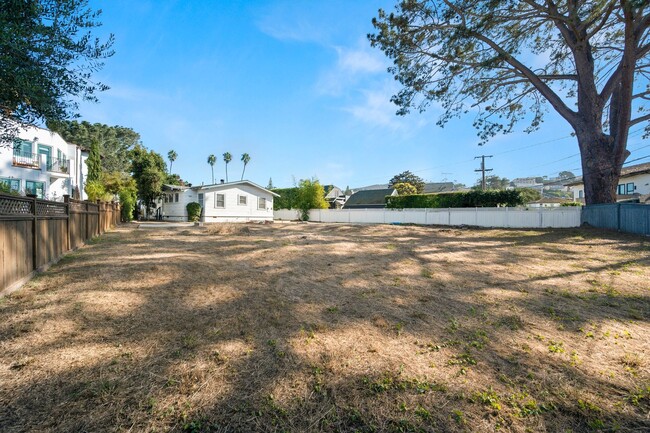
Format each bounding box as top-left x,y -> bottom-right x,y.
207,154 -> 216,184
167,150 -> 177,174
223,152 -> 232,182
240,153 -> 251,180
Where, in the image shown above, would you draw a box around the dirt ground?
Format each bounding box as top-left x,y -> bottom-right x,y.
0,222 -> 649,433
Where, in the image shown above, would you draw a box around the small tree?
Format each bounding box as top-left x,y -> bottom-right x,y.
388,171 -> 425,193
186,202 -> 202,222
86,139 -> 102,183
267,177 -> 274,189
296,178 -> 328,221
517,188 -> 542,204
392,182 -> 417,195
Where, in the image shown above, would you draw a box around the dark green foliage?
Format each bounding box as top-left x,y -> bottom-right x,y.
388,171 -> 425,194
48,120 -> 141,174
473,175 -> 510,190
130,145 -> 167,214
272,187 -> 299,210
186,202 -> 202,222
386,190 -> 525,209
86,140 -> 102,183
561,202 -> 582,207
0,0 -> 114,143
518,188 -> 541,204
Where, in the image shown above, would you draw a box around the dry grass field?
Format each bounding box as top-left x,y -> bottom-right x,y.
0,222 -> 649,433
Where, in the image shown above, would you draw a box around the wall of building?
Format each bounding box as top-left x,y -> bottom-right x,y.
571,172 -> 650,200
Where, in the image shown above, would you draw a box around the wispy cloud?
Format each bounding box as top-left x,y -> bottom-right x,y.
255,2 -> 331,44
317,39 -> 388,96
342,84 -> 403,129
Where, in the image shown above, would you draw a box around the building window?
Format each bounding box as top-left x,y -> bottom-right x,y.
578,190 -> 583,199
626,183 -> 635,194
238,195 -> 247,205
164,194 -> 168,203
25,181 -> 45,198
215,193 -> 225,208
0,177 -> 20,192
198,193 -> 204,209
13,139 -> 32,156
258,197 -> 266,210
175,193 -> 179,202
617,184 -> 625,195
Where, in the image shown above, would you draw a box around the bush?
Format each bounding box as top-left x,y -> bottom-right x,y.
296,178 -> 328,221
85,179 -> 113,202
561,201 -> 582,207
393,182 -> 417,195
272,187 -> 299,210
186,202 -> 202,222
386,189 -> 525,208
119,188 -> 137,222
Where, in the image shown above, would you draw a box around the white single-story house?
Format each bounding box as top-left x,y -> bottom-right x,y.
160,180 -> 279,222
566,162 -> 650,204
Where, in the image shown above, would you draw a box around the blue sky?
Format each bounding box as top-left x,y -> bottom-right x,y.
79,0 -> 647,189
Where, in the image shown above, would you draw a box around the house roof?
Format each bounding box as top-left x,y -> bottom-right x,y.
191,180 -> 280,197
344,188 -> 395,207
423,182 -> 455,193
565,162 -> 650,186
162,184 -> 190,191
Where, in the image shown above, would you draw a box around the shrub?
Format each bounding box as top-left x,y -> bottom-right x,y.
272,187 -> 299,210
561,201 -> 582,207
118,188 -> 137,222
186,202 -> 202,222
392,182 -> 417,195
85,180 -> 113,202
296,178 -> 328,221
386,189 -> 525,208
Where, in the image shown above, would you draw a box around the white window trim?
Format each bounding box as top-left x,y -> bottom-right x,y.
238,194 -> 247,206
258,197 -> 266,210
215,193 -> 225,208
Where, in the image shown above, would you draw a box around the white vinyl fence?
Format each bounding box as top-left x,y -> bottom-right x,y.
274,207 -> 581,228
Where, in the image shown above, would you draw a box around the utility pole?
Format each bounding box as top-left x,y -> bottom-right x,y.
474,155 -> 493,191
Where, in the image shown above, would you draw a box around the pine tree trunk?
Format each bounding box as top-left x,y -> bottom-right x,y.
578,133 -> 622,205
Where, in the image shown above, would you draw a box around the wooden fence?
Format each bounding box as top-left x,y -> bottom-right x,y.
0,193 -> 120,294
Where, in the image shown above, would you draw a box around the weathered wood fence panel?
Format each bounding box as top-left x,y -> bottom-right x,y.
0,193 -> 121,294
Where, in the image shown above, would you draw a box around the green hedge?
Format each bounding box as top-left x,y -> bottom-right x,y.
386,190 -> 526,209
272,187 -> 299,210
186,202 -> 202,222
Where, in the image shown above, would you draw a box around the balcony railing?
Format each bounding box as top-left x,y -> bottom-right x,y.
12,151 -> 39,168
48,157 -> 68,174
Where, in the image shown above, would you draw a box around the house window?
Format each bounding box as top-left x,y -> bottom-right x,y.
25,181 -> 45,198
258,197 -> 266,210
175,193 -> 179,202
238,195 -> 247,205
0,177 -> 20,192
198,193 -> 204,209
164,194 -> 168,203
215,193 -> 225,208
13,139 -> 32,156
626,183 -> 635,194
578,190 -> 583,199
617,184 -> 625,195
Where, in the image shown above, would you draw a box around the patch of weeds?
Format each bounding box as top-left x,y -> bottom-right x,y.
467,329 -> 489,349
415,341 -> 441,355
420,268 -> 433,279
509,392 -> 553,417
447,318 -> 460,333
448,352 -> 477,367
387,419 -> 426,433
569,351 -> 580,366
385,243 -> 397,250
548,341 -> 565,354
451,409 -> 465,425
471,387 -> 502,411
620,353 -> 643,375
577,399 -> 602,414
363,374 -> 446,395
312,365 -> 325,394
627,386 -> 650,407
394,322 -> 404,336
181,334 -> 199,350
414,405 -> 431,421
494,315 -> 524,331
325,306 -> 339,313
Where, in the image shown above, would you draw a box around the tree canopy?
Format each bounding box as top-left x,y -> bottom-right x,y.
474,175 -> 510,190
370,0 -> 650,204
130,145 -> 167,214
388,170 -> 425,193
0,0 -> 114,143
48,120 -> 140,173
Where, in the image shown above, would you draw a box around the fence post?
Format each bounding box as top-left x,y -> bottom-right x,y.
28,194 -> 38,271
85,201 -> 90,241
64,195 -> 70,251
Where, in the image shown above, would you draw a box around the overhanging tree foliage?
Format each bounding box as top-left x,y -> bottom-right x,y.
0,0 -> 114,144
388,170 -> 426,193
370,0 -> 650,204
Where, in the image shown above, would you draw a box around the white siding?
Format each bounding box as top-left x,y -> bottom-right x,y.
570,172 -> 650,200
161,182 -> 275,222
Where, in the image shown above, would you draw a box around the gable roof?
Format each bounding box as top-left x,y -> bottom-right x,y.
565,162 -> 650,186
192,180 -> 280,197
423,182 -> 455,193
344,188 -> 395,207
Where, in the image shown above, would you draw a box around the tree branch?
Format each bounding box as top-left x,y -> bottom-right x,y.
630,113 -> 650,126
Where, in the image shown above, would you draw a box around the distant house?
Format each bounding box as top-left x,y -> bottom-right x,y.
161,180 -> 279,222
343,188 -> 397,209
528,198 -> 573,208
0,125 -> 88,201
566,162 -> 650,204
322,184 -> 347,209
